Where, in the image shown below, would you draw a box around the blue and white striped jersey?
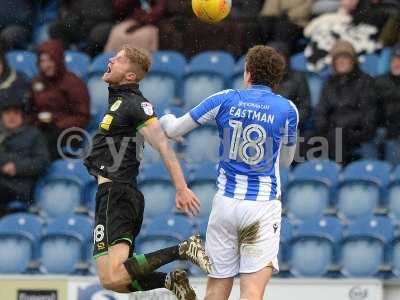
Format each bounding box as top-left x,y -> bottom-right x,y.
189,85 -> 299,201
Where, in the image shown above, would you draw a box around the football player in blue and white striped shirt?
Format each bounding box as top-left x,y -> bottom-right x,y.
160,45 -> 299,300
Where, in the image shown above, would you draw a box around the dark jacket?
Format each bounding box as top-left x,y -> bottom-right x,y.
31,40 -> 90,131
0,0 -> 33,29
113,0 -> 167,24
0,50 -> 30,108
315,67 -> 377,147
0,124 -> 49,200
276,69 -> 311,131
375,73 -> 400,139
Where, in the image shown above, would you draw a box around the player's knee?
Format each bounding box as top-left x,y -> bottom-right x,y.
240,287 -> 264,300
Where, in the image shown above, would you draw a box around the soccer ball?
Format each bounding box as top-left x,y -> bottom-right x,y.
192,0 -> 231,23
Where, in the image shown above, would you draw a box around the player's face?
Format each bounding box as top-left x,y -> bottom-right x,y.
103,50 -> 135,85
391,56 -> 400,76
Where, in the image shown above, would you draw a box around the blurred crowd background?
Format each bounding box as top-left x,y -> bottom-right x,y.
1,1 -> 400,278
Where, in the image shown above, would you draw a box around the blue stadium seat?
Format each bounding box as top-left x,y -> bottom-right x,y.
388,165 -> 400,221
290,217 -> 342,277
184,126 -> 220,164
189,162 -> 218,219
6,51 -> 38,78
341,216 -> 394,277
280,167 -> 290,190
87,76 -> 108,125
337,160 -> 391,220
279,217 -> 293,264
183,51 -> 234,108
360,54 -> 380,77
90,52 -> 115,75
64,50 -> 90,80
83,180 -> 97,214
232,55 -> 245,90
378,47 -> 391,75
139,162 -> 189,219
36,160 -> 91,219
0,213 -> 43,273
140,51 -> 186,106
286,160 -> 340,220
197,219 -> 208,239
141,142 -> 161,164
290,52 -> 307,72
392,234 -> 400,277
145,214 -> 195,240
40,214 -> 92,274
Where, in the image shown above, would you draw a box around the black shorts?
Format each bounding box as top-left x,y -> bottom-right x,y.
93,181 -> 145,258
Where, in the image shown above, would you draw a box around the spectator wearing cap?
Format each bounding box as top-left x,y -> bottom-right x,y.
375,43 -> 400,163
0,93 -> 49,216
314,40 -> 378,164
31,40 -> 90,159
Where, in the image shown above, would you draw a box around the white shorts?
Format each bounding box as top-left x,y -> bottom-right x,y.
205,193 -> 282,278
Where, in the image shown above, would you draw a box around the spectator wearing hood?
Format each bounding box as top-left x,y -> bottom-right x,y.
0,48 -> 30,107
31,40 -> 90,159
0,93 -> 49,216
314,40 -> 377,164
376,43 -> 400,163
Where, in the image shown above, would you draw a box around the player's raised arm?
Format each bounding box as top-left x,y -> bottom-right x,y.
138,119 -> 200,217
160,89 -> 231,139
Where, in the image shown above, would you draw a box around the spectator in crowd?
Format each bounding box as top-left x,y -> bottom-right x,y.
31,40 -> 90,159
376,43 -> 400,164
304,0 -> 386,72
0,0 -> 34,50
270,41 -> 311,132
0,48 -> 30,107
258,0 -> 313,54
0,93 -> 49,216
104,0 -> 167,53
314,40 -> 377,164
49,0 -> 115,56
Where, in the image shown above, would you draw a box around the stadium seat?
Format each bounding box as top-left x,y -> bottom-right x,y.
87,76 -> 109,125
197,219 -> 208,239
232,55 -> 245,90
289,217 -> 342,277
89,52 -> 115,75
40,214 -> 92,274
392,233 -> 400,277
360,54 -> 380,77
139,162 -> 189,219
145,214 -> 195,240
36,160 -> 91,219
378,47 -> 391,75
83,180 -> 97,214
384,139 -> 400,165
6,51 -> 38,78
337,160 -> 391,220
280,166 -> 290,191
184,126 -> 220,164
64,50 -> 90,80
279,217 -> 293,264
0,213 -> 43,273
286,160 -> 340,220
140,51 -> 186,106
341,216 -> 394,277
189,162 -> 218,219
183,51 -> 234,108
141,141 -> 161,164
387,165 -> 400,221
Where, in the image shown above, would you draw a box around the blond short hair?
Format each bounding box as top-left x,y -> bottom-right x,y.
121,45 -> 152,81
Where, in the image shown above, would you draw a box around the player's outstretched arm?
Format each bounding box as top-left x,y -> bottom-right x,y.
159,113 -> 198,141
138,119 -> 200,216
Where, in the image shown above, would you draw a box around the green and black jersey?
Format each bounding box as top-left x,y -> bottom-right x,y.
84,83 -> 156,184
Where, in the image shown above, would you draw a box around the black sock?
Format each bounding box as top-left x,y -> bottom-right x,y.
123,246 -> 179,279
128,272 -> 167,292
